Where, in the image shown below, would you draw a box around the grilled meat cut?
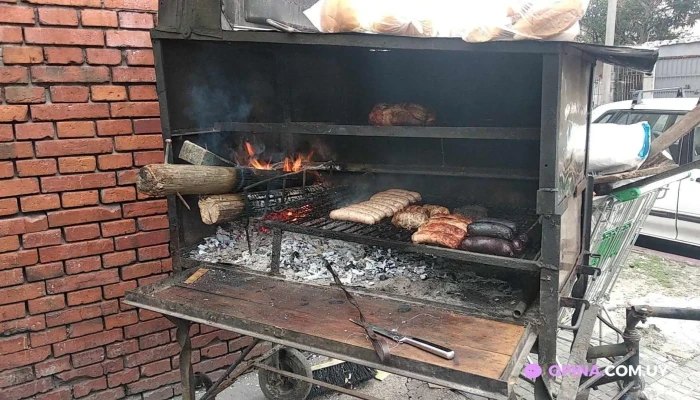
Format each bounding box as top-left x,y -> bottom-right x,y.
369,103 -> 436,126
412,230 -> 465,249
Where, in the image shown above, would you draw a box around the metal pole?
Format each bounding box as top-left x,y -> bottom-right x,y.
600,0 -> 618,104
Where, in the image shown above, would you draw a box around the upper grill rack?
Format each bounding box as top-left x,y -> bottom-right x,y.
262,185 -> 542,273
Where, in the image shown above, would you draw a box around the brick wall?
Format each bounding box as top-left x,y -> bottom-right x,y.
1,2 -> 251,399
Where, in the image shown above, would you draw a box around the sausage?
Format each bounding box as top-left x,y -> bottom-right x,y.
467,222 -> 514,240
511,238 -> 525,254
459,237 -> 515,257
476,218 -> 518,232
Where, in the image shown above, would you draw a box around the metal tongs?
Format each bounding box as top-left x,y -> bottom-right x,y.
350,319 -> 455,360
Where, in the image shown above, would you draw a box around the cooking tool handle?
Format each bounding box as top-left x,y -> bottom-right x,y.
401,337 -> 455,360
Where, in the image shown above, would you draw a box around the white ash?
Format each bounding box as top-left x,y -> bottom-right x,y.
190,221 -> 518,307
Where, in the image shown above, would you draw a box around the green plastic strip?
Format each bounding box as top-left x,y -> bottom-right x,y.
611,188 -> 641,202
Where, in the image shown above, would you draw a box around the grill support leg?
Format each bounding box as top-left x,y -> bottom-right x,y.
167,317 -> 195,400
270,228 -> 282,275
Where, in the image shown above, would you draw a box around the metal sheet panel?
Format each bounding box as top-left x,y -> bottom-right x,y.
654,56 -> 700,98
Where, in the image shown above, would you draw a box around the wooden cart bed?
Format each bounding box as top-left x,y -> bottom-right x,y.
124,264 -> 535,399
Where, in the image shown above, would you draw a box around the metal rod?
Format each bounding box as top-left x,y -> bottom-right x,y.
559,305 -> 599,399
610,380 -> 636,400
586,343 -> 629,360
204,343 -> 282,400
578,350 -> 635,392
200,338 -> 262,400
254,362 -> 383,400
512,301 -> 527,318
170,318 -> 195,400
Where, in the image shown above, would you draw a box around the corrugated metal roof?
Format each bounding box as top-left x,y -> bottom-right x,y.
640,36 -> 700,49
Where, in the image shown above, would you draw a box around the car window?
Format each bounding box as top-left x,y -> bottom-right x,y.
609,111 -> 682,163
595,112 -> 615,123
694,127 -> 700,162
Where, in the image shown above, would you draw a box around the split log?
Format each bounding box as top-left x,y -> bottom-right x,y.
593,164 -> 676,184
179,140 -> 234,166
137,164 -> 241,196
199,195 -> 246,225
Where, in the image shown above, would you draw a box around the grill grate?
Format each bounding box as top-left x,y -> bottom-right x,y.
262,185 -> 542,272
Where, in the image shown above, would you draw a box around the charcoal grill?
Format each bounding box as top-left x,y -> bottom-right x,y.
122,2 -> 663,399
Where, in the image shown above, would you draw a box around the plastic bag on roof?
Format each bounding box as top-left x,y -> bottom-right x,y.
304,0 -> 589,42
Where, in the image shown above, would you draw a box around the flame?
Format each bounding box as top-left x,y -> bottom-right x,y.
243,141 -> 313,172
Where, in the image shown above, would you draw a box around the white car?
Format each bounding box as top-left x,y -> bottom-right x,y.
592,96 -> 700,247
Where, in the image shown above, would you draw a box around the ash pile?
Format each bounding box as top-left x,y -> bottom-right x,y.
190,221 -> 523,310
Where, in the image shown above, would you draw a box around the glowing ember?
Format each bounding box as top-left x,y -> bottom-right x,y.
244,142 -> 314,172
261,205 -> 314,233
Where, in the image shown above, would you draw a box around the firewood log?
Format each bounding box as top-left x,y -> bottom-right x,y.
199,195 -> 246,224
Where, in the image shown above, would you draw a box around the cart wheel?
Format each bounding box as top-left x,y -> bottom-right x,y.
258,348 -> 313,400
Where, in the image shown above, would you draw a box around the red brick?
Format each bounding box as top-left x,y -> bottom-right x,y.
30,326 -> 67,348
26,262 -> 64,282
38,8 -> 79,26
86,48 -> 122,65
201,342 -> 228,358
40,238 -> 115,263
32,103 -> 110,122
43,47 -> 84,65
0,26 -> 24,44
48,270 -> 119,296
58,157 -> 96,174
0,125 -> 13,142
53,328 -> 122,357
48,204 -> 121,227
2,377 -> 53,400
118,11 -> 154,28
28,294 -> 66,314
36,387 -> 72,400
141,359 -> 171,378
0,5 -> 35,24
0,334 -> 28,355
25,27 -> 104,46
0,198 -> 18,216
14,122 -> 54,140
124,316 -> 173,339
102,250 -> 136,269
69,318 -> 104,338
67,287 -> 102,306
137,273 -> 168,287
42,172 -> 116,194
0,304 -> 25,322
0,142 -> 33,160
26,0 -> 100,5
105,0 -> 158,11
32,66 -> 110,84
64,224 -> 101,242
95,119 -> 132,136
64,255 -> 101,275
107,367 -> 138,387
0,161 -> 14,178
0,177 -> 39,197
73,376 -> 107,398
0,367 -> 33,389
45,303 -> 101,327
56,121 -> 95,138
117,169 -> 138,185
5,86 -> 46,104
105,30 -> 152,48
16,158 -> 57,176
125,49 -> 154,66
137,244 -> 169,262
50,86 -> 89,102
121,260 -> 163,280
129,371 -> 179,394
101,188 -> 135,205
115,229 -> 169,251
22,229 -> 62,248
81,9 -> 118,27
103,280 -> 137,301
192,330 -> 239,349
138,330 -> 169,350
2,46 -> 43,64
72,347 -> 105,367
106,339 -> 138,358
0,345 -> 51,370
92,85 -> 127,101
124,342 -> 178,369
100,220 -> 135,238
128,205 -> 168,222
0,249 -> 38,270
36,356 -> 71,377
0,268 -> 23,288
115,135 -> 163,152
0,314 -> 45,334
113,67 -> 156,83
104,311 -> 136,330
1,66 -> 29,84
0,236 -> 20,253
19,194 -> 60,213
37,139 -> 112,158
61,190 -> 99,209
0,214 -> 47,235
0,105 -> 29,122
129,85 -> 158,101
98,153 -> 132,171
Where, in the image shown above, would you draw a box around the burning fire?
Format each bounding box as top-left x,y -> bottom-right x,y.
244,141 -> 313,172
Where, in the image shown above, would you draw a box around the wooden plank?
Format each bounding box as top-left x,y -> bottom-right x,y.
180,268 -> 524,356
